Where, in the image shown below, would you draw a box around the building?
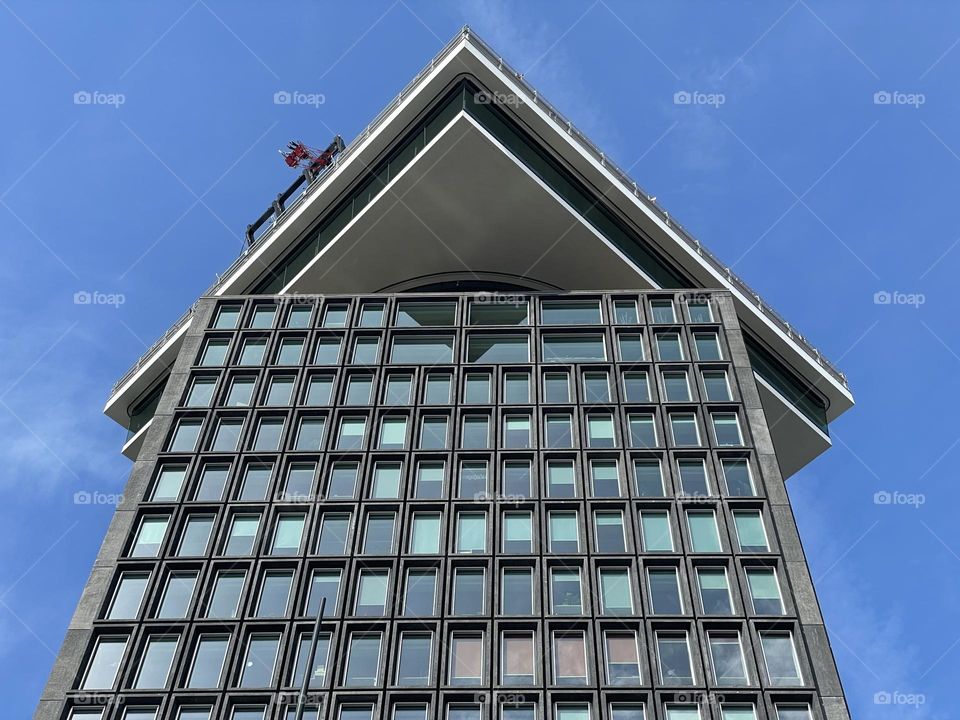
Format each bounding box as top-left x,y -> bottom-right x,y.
37,27 -> 853,720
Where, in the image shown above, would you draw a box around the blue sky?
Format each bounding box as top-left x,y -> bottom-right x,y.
1,1 -> 958,717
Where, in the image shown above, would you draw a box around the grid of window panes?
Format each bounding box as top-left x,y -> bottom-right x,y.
66,293 -> 821,720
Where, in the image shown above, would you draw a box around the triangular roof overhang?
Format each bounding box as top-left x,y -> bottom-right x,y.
106,29 -> 852,473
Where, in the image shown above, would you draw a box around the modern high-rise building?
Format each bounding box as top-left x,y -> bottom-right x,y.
38,28 -> 853,720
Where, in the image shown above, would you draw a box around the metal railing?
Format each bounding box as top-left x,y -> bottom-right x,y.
111,26 -> 846,396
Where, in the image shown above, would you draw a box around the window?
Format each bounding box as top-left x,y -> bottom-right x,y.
378,416 -> 408,449
697,568 -> 733,614
502,567 -> 533,614
345,374 -> 373,405
502,632 -> 535,684
648,567 -> 683,614
151,466 -> 185,502
694,332 -> 722,360
343,633 -> 381,686
292,631 -> 331,688
107,573 -> 149,619
200,339 -> 229,366
628,414 -> 657,448
287,304 -> 313,328
733,510 -> 769,552
662,371 -> 691,402
391,335 -> 454,363
687,510 -> 722,552
543,372 -> 570,402
618,333 -> 644,361
458,461 -> 488,498
656,632 -> 694,685
542,300 -> 602,324
226,377 -> 255,406
622,372 -> 649,402
467,334 -> 529,363
397,632 -> 432,685
746,568 -> 784,614
774,706 -> 811,720
271,514 -> 305,555
677,459 -> 710,496
461,415 -> 490,449
322,303 -> 349,328
252,417 -> 283,451
546,460 -> 576,497
233,709 -> 266,720
239,338 -> 267,365
449,632 -> 484,684
403,568 -> 437,616
598,568 -> 633,614
337,417 -> 366,450
465,373 -> 491,403
385,374 -> 413,405
650,299 -> 675,323
760,632 -> 802,685
545,414 -> 573,448
134,635 -> 177,688
351,336 -> 379,364
664,709 -> 699,720
503,511 -> 533,553
177,515 -> 213,556
419,415 -> 448,449
187,635 -> 228,688
469,300 -> 529,325
554,706 -> 590,720
721,459 -> 755,496
702,370 -> 731,401
634,459 -> 664,496
609,707 -> 643,720
604,632 -> 641,684
613,299 -> 639,324
397,301 -> 455,326
157,572 -> 197,619
240,634 -> 280,687
276,337 -> 305,365
452,568 -> 485,615
239,464 -> 271,501
503,415 -> 532,448
169,420 -> 201,452
131,516 -> 168,557
503,372 -> 530,402
687,300 -> 713,323
640,511 -> 673,551
256,570 -> 293,616
415,462 -> 444,498
224,514 -> 259,555
363,512 -> 395,554
503,460 -> 531,496
583,372 -> 611,403
306,569 -> 341,616
195,464 -> 228,501
214,305 -> 241,329
359,302 -> 384,327
550,567 -> 582,614
266,375 -> 295,405
670,413 -> 700,446
655,333 -> 683,361
207,571 -> 244,618
543,334 -> 605,362
549,511 -> 579,552
456,512 -> 486,553
553,631 -> 588,684
355,570 -> 388,615
712,413 -> 743,446
251,305 -> 277,328
594,510 -> 626,552
709,634 -> 747,685
328,462 -> 359,498
590,460 -> 620,497
283,462 -> 316,500
314,336 -> 342,364
82,636 -> 127,689
424,373 -> 452,403
339,708 -> 373,720
186,377 -> 216,407
410,512 -> 442,554
586,414 -> 616,447
317,513 -> 350,554
211,417 -> 243,452
371,462 -> 402,499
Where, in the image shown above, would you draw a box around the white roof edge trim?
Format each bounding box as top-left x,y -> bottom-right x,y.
755,372 -> 831,444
